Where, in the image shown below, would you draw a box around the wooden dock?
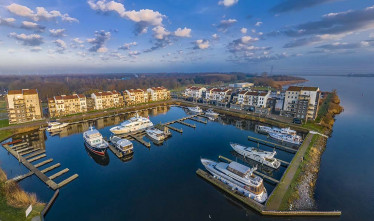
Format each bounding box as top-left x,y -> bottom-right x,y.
164,125 -> 183,133
176,120 -> 196,128
218,155 -> 280,184
2,143 -> 78,190
247,136 -> 297,154
129,134 -> 151,148
107,142 -> 124,158
189,117 -> 207,124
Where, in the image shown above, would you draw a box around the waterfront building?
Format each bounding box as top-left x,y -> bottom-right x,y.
6,89 -> 43,124
91,90 -> 123,110
123,89 -> 148,106
205,88 -> 232,106
184,86 -> 206,99
48,94 -> 87,117
147,86 -> 170,102
236,90 -> 270,108
281,86 -> 320,120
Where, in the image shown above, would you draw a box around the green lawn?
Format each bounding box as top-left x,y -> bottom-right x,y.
0,100 -> 6,113
302,121 -> 324,133
0,119 -> 9,128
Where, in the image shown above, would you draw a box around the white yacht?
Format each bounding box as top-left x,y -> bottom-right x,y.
201,158 -> 267,203
205,109 -> 219,118
257,125 -> 297,136
46,121 -> 69,132
187,106 -> 203,113
110,136 -> 133,155
269,133 -> 302,145
230,143 -> 281,169
145,128 -> 167,142
110,113 -> 153,135
83,127 -> 108,156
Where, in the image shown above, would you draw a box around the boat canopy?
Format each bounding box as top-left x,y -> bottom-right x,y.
117,139 -> 132,147
85,129 -> 102,138
227,161 -> 251,177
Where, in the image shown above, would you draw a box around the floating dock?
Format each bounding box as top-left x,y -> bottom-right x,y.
247,136 -> 297,154
189,117 -> 207,124
176,120 -> 196,128
164,125 -> 183,133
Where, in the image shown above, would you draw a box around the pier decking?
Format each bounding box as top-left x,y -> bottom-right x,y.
2,142 -> 78,190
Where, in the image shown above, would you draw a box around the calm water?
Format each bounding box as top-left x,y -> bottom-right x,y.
0,76 -> 373,220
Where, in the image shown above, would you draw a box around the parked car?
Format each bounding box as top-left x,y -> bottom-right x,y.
293,118 -> 302,124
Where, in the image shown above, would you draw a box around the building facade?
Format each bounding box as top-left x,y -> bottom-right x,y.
91,90 -> 123,110
147,87 -> 170,102
123,89 -> 148,106
184,86 -> 206,99
6,89 -> 43,124
236,90 -> 270,108
48,94 -> 87,118
282,86 -> 320,120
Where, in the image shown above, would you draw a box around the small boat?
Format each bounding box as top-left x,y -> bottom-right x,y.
205,109 -> 219,117
269,133 -> 302,145
187,106 -> 203,113
230,143 -> 280,169
83,126 -> 108,156
201,158 -> 267,203
47,121 -> 69,132
145,128 -> 167,142
257,125 -> 297,136
110,136 -> 133,155
110,113 -> 153,135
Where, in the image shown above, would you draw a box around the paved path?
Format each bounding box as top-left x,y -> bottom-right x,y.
266,133 -> 314,210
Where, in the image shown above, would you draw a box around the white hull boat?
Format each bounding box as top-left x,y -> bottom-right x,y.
257,125 -> 297,136
83,127 -> 108,156
230,143 -> 280,169
205,109 -> 219,118
201,158 -> 267,203
110,113 -> 153,135
187,106 -> 203,113
269,133 -> 302,145
47,122 -> 69,132
145,128 -> 167,141
110,136 -> 133,155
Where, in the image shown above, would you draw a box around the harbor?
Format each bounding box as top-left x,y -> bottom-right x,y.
0,105 -> 341,220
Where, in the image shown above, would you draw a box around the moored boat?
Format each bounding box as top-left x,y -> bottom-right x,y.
205,108 -> 219,117
257,125 -> 297,136
201,158 -> 267,203
110,113 -> 153,135
110,136 -> 133,155
47,121 -> 69,132
269,132 -> 302,145
187,106 -> 203,113
83,127 -> 108,156
145,128 -> 167,141
230,143 -> 280,169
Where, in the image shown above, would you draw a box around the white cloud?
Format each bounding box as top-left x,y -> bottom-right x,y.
174,27 -> 192,37
255,22 -> 262,27
194,39 -> 210,49
88,1 -> 164,34
8,32 -> 44,46
152,26 -> 170,40
217,18 -> 237,32
49,29 -> 66,37
97,47 -> 108,53
87,30 -> 111,52
73,38 -> 84,44
218,0 -> 239,7
129,50 -> 140,56
54,39 -> 67,53
6,3 -> 78,23
119,41 -> 137,50
0,17 -> 16,27
20,21 -> 45,32
240,27 -> 247,34
212,33 -> 219,39
30,46 -> 42,52
241,35 -> 259,43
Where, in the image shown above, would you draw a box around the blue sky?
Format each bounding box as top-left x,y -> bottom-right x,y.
0,0 -> 373,74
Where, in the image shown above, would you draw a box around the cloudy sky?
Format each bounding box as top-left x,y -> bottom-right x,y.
0,0 -> 374,74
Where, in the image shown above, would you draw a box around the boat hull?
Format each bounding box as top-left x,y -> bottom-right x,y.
230,144 -> 280,169
201,159 -> 267,203
84,140 -> 107,156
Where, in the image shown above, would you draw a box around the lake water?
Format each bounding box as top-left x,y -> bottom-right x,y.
0,76 -> 373,220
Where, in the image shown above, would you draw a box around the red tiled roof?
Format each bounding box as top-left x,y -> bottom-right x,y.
8,90 -> 22,95
287,86 -> 319,92
22,89 -> 38,95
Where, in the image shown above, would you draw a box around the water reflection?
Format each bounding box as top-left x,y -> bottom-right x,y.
12,129 -> 47,149
84,143 -> 110,166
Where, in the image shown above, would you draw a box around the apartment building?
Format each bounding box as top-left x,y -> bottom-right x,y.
48,94 -> 87,117
206,88 -> 232,105
236,90 -> 270,108
282,86 -> 320,120
6,89 -> 42,124
147,87 -> 170,102
91,90 -> 123,110
184,86 -> 206,99
123,89 -> 148,106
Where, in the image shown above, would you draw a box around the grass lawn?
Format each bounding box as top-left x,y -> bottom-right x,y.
0,195 -> 43,221
0,119 -> 9,128
302,121 -> 324,133
0,129 -> 12,141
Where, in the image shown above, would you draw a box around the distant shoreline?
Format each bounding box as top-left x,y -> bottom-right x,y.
299,74 -> 374,78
